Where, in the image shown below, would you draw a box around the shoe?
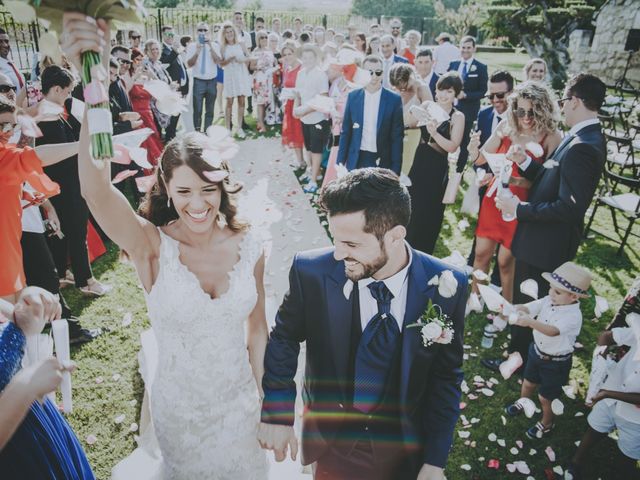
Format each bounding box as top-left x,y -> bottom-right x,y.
70,327 -> 102,345
59,270 -> 74,288
505,401 -> 524,416
303,182 -> 318,194
481,358 -> 503,372
299,171 -> 311,184
79,279 -> 112,297
526,421 -> 554,439
235,128 -> 246,139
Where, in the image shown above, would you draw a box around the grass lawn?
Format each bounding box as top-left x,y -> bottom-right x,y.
60,53 -> 640,479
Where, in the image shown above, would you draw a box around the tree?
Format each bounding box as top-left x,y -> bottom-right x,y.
351,0 -> 437,18
434,0 -> 486,39
483,0 -> 604,89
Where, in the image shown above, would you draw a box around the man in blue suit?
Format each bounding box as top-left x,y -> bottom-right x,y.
448,36 -> 487,172
415,49 -> 439,100
380,35 -> 408,89
259,168 -> 467,480
336,55 -> 404,175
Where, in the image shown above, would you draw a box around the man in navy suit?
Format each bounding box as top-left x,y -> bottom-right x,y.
448,36 -> 487,172
380,35 -> 408,89
160,25 -> 189,142
336,55 -> 404,175
259,168 -> 467,480
496,73 -> 606,368
415,49 -> 439,100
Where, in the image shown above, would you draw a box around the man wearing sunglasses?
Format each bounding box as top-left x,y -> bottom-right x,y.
336,55 -> 404,176
0,73 -> 17,103
447,35 -> 487,172
128,30 -> 142,49
0,28 -> 25,97
160,25 -> 189,142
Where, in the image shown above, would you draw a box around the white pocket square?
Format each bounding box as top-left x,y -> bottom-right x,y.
353,122 -> 360,129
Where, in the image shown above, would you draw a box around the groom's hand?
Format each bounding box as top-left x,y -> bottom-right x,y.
257,422 -> 298,462
417,463 -> 446,480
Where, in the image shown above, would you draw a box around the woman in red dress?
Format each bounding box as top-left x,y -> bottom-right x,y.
399,30 -> 421,65
128,48 -> 164,168
280,42 -> 305,169
469,81 -> 562,302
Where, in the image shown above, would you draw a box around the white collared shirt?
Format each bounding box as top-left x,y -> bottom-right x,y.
343,246 -> 412,332
433,42 -> 460,75
186,42 -> 220,80
0,56 -> 25,94
525,296 -> 583,356
419,71 -> 434,89
360,87 -> 382,153
602,326 -> 640,424
457,57 -> 474,77
381,55 -> 395,89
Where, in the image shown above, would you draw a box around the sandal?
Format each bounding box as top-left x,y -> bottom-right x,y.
526,421 -> 554,439
79,279 -> 112,297
59,270 -> 75,288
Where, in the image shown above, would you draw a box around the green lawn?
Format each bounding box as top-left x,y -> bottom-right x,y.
61,52 -> 640,479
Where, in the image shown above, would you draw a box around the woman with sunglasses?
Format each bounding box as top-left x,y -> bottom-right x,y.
249,31 -> 276,133
468,81 -> 561,303
405,72 -> 465,255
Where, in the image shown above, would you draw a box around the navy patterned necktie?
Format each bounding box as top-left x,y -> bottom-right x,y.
353,281 -> 401,413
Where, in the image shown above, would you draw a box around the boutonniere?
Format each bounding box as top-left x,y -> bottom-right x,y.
407,299 -> 454,347
353,122 -> 360,129
470,64 -> 477,72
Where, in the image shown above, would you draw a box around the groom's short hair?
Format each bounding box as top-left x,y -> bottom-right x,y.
319,168 -> 411,241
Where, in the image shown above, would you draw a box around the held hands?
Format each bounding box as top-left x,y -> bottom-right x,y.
417,463 -> 446,480
14,357 -> 76,401
257,423 -> 298,462
514,311 -> 533,328
12,287 -> 62,336
506,144 -> 527,165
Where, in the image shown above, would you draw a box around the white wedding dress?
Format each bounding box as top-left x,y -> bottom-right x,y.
112,227 -> 268,479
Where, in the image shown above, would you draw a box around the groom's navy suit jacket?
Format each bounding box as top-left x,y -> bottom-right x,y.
261,247 -> 467,470
336,87 -> 404,175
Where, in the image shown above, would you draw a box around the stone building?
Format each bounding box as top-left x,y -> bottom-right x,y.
569,0 -> 640,87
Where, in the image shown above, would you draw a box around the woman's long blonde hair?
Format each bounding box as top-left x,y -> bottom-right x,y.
506,80 -> 560,136
219,21 -> 238,49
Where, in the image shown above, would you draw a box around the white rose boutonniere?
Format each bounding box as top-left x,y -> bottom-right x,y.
470,64 -> 477,72
408,300 -> 454,347
427,270 -> 459,298
353,122 -> 360,129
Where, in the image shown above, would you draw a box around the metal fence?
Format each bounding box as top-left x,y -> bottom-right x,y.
0,11 -> 41,74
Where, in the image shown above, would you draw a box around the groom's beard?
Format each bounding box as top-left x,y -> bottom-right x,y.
344,244 -> 389,282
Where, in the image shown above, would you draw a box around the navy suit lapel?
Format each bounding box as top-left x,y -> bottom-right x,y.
325,261 -> 353,394
400,252 -> 437,408
377,89 -> 387,134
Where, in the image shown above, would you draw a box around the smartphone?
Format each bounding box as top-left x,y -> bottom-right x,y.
472,120 -> 478,132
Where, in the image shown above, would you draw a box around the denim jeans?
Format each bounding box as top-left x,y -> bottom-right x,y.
192,77 -> 217,132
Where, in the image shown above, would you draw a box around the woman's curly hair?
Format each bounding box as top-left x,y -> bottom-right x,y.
138,131 -> 247,233
506,80 -> 560,136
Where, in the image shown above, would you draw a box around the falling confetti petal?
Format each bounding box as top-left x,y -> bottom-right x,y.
460,464 -> 471,471
514,461 -> 530,474
516,440 -> 523,449
594,296 -> 609,318
497,439 -> 506,447
114,414 -> 126,424
562,385 -> 576,399
121,312 -> 133,327
506,463 -> 516,473
542,159 -> 559,169
551,398 -> 565,415
520,279 -> 539,299
129,423 -> 138,432
553,466 -> 564,475
458,431 -> 471,439
488,433 -> 497,442
85,434 -> 97,445
95,376 -> 104,384
487,459 -> 500,469
545,446 -> 556,462
529,449 -> 537,456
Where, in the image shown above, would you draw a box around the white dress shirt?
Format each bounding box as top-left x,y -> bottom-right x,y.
525,296 -> 583,356
602,326 -> 640,424
343,246 -> 412,332
0,56 -> 25,94
186,42 -> 220,80
457,57 -> 474,77
381,55 -> 395,89
433,42 -> 460,75
360,87 -> 382,153
295,66 -> 329,125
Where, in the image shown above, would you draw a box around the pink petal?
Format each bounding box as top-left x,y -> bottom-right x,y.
203,170 -> 229,183
85,434 -> 98,445
487,459 -> 500,469
506,463 -> 516,473
135,174 -> 157,193
95,376 -> 104,384
84,81 -> 109,105
112,169 -> 138,184
516,440 -> 524,449
112,145 -> 133,165
545,446 -> 556,462
459,402 -> 467,409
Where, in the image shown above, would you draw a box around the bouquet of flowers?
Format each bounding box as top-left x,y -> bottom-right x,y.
6,1 -> 146,167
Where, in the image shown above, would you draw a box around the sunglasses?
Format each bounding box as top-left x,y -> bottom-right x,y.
487,91 -> 508,100
367,69 -> 383,76
0,84 -> 16,93
118,59 -> 132,65
515,108 -> 535,119
558,96 -> 581,107
131,35 -> 141,40
198,28 -> 209,32
0,121 -> 17,133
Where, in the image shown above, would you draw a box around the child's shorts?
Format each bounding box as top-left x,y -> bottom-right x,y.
588,400 -> 640,460
302,120 -> 330,154
524,343 -> 572,400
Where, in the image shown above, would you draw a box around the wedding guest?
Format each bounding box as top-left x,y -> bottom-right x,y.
37,65 -> 112,297
469,81 -> 561,307
333,32 -> 346,48
389,18 -> 406,52
281,29 -> 294,43
128,29 -> 142,49
233,11 -> 253,50
186,22 -> 221,133
369,23 -> 381,35
400,30 -> 421,65
380,35 -> 408,89
293,44 -> 330,193
405,72 -> 464,255
524,58 -> 548,82
0,28 -> 26,97
0,287 -> 93,479
347,23 -> 358,44
433,32 -> 460,75
366,35 -> 381,56
494,73 -> 606,369
388,63 -> 432,175
326,28 -> 336,45
250,16 -> 266,51
178,35 -> 195,132
266,33 -> 283,126
143,39 -> 172,137
293,17 -> 303,39
160,25 -> 189,142
271,17 -> 282,43
447,35 -> 487,172
415,49 -> 439,99
353,32 -> 367,56
280,42 -> 305,169
322,42 -> 338,63
250,31 -> 276,133
219,22 -> 252,138
336,55 -> 404,175
314,26 -> 326,47
110,45 -> 134,90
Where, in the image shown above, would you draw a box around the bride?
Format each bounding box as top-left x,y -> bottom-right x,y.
62,14 -> 269,479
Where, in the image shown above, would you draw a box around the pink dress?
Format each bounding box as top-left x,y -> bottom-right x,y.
322,78 -> 352,188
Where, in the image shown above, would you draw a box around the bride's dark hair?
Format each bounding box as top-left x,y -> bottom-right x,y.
138,132 -> 247,232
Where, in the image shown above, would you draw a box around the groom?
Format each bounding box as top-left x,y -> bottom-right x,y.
258,168 -> 467,479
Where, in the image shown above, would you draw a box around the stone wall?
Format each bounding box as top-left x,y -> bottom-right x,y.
569,0 -> 640,87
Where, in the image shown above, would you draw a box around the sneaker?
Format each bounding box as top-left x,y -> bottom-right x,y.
303,182 -> 318,194
59,270 -> 75,288
299,171 -> 311,184
236,128 -> 246,139
70,327 -> 102,345
526,421 -> 554,439
79,279 -> 112,297
505,402 -> 524,416
481,358 -> 503,372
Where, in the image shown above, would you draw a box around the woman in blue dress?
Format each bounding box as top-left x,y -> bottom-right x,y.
0,287 -> 94,480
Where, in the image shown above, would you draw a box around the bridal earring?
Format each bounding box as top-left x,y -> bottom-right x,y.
167,196 -> 172,208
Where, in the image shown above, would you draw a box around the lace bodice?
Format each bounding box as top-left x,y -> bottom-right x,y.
141,227 -> 268,479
